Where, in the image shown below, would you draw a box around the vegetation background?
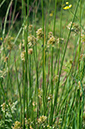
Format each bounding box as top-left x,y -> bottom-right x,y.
0,0 -> 85,129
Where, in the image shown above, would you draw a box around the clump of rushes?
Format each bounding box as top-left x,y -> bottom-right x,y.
1,0 -> 85,128
36,28 -> 43,39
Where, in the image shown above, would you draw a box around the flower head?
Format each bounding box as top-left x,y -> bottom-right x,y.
0,37 -> 2,40
66,2 -> 69,5
63,4 -> 72,10
49,11 -> 54,17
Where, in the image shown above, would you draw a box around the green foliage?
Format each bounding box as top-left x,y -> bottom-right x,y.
0,0 -> 85,128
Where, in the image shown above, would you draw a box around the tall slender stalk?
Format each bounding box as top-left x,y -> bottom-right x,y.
0,0 -> 6,8
50,0 -> 57,125
53,0 -> 57,36
2,0 -> 13,39
11,0 -> 17,25
57,0 -> 64,74
78,0 -> 81,61
78,1 -> 82,128
26,0 -> 29,121
22,61 -> 25,128
41,0 -> 46,115
34,1 -> 39,119
15,59 -> 22,125
78,0 -> 81,64
54,0 -> 80,112
22,0 -> 26,128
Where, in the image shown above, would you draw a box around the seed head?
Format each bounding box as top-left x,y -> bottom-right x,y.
29,24 -> 33,32
28,48 -> 33,54
12,121 -> 21,129
21,50 -> 25,61
48,32 -> 53,39
47,36 -> 55,45
1,102 -> 5,112
38,115 -> 47,124
36,28 -> 43,39
28,35 -> 37,46
4,56 -> 8,62
81,34 -> 85,43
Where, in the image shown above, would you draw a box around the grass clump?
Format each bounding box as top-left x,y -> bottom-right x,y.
0,0 -> 85,129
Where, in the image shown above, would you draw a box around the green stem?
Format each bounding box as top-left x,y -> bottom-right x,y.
53,0 -> 57,36
78,0 -> 81,66
54,0 -> 80,112
22,61 -> 25,128
15,59 -> 22,125
57,0 -> 64,74
22,1 -> 26,128
41,0 -> 46,115
11,0 -> 17,25
50,0 -> 57,125
35,3 -> 39,117
2,0 -> 13,39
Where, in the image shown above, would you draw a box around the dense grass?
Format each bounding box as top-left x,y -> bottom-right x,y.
0,0 -> 85,129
